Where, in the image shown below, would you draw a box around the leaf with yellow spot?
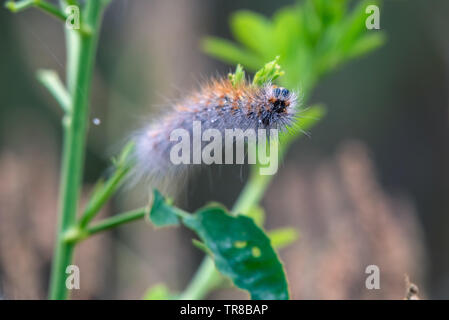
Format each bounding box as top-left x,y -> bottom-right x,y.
182,206 -> 289,300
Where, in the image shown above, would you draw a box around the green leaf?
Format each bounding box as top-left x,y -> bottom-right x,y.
182,206 -> 289,300
302,0 -> 323,46
272,7 -> 302,56
230,10 -> 274,57
348,33 -> 386,59
228,64 -> 246,87
202,37 -> 263,71
268,227 -> 299,250
338,0 -> 378,54
280,103 -> 327,146
143,283 -> 175,300
295,103 -> 326,131
148,190 -> 180,227
252,56 -> 285,86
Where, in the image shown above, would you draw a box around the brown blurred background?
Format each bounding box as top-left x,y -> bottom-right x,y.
0,0 -> 448,299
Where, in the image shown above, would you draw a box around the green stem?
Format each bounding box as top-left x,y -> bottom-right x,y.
85,208 -> 147,237
49,1 -> 107,300
231,170 -> 272,214
6,0 -> 67,21
79,166 -> 131,228
63,208 -> 147,244
35,0 -> 67,21
78,142 -> 135,228
37,69 -> 71,113
178,258 -> 220,300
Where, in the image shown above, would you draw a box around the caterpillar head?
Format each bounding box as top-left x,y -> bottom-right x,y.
259,85 -> 298,128
270,87 -> 293,113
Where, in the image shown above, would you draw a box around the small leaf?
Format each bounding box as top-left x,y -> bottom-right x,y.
228,64 -> 246,87
252,56 -> 285,86
280,103 -> 327,147
339,0 -> 378,53
268,227 -> 299,250
272,7 -> 302,55
202,37 -> 263,71
148,190 -> 180,227
302,0 -> 323,45
182,206 -> 289,300
143,283 -> 175,300
347,33 -> 386,59
230,10 -> 274,57
295,103 -> 327,130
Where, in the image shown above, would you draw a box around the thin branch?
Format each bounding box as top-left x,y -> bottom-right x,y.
6,0 -> 67,21
78,142 -> 135,228
86,207 -> 148,236
37,69 -> 71,113
6,0 -> 92,36
5,0 -> 34,12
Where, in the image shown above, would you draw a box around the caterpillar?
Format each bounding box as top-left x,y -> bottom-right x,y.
131,77 -> 299,192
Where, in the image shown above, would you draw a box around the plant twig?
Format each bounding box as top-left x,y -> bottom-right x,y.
6,0 -> 92,36
37,69 -> 71,113
86,207 -> 148,236
78,142 -> 135,228
6,0 -> 67,21
63,207 -> 148,244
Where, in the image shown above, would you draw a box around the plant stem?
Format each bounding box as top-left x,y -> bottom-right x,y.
79,166 -> 129,227
6,0 -> 67,21
231,170 -> 272,215
35,0 -> 67,21
62,208 -> 147,244
79,142 -> 135,228
178,258 -> 220,300
85,208 -> 147,237
37,69 -> 71,112
49,1 -> 107,300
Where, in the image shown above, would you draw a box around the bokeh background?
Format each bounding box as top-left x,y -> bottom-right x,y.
0,0 -> 448,299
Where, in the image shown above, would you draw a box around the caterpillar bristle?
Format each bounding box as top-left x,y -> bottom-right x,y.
130,77 -> 299,196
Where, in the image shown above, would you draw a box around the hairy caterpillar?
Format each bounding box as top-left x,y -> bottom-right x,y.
131,78 -> 299,191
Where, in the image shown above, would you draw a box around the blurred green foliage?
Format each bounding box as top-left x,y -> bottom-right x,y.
143,283 -> 175,300
204,0 -> 385,93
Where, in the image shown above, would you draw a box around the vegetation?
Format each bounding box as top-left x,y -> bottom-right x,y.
6,0 -> 383,300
